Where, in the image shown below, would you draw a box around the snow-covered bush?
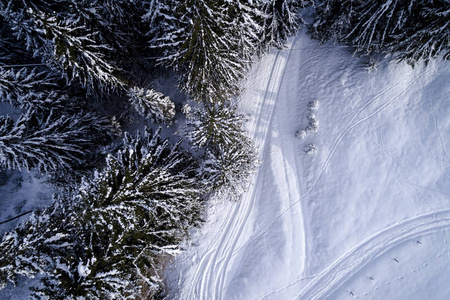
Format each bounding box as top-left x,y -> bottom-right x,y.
296,129 -> 307,139
308,99 -> 319,111
362,57 -> 380,73
307,112 -> 316,120
304,143 -> 317,155
306,110 -> 319,133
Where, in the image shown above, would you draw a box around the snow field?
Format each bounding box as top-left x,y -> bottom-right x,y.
166,31 -> 450,300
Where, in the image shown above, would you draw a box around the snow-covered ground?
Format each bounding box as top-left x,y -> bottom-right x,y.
165,31 -> 450,300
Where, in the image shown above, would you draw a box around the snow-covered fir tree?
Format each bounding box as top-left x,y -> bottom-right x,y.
0,128 -> 204,299
260,0 -> 312,49
143,0 -> 178,43
149,0 -> 246,103
127,86 -> 175,124
0,106 -> 115,176
0,18 -> 35,66
0,67 -> 60,108
1,1 -> 177,126
186,102 -> 250,150
0,0 -> 121,90
391,5 -> 450,63
68,0 -> 150,67
224,0 -> 265,63
186,102 -> 259,198
200,136 -> 259,198
310,0 -> 449,62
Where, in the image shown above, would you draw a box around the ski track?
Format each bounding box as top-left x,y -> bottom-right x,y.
214,56 -> 447,300
185,37 -> 298,300
294,210 -> 450,300
215,36 -> 300,300
177,35 -> 448,300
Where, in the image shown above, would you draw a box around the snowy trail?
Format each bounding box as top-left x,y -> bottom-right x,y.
296,210 -> 450,300
180,36 -> 301,300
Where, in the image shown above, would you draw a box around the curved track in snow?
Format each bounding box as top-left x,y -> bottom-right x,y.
184,37 -> 300,300
296,210 -> 450,300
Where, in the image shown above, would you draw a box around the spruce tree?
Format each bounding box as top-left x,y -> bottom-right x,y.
391,5 -> 450,63
186,102 -> 259,197
224,0 -> 265,63
260,0 -> 311,49
0,106 -> 115,176
0,128 -> 204,299
0,67 -> 60,108
127,86 -> 175,124
0,0 -> 121,90
310,0 -> 449,62
150,0 -> 246,103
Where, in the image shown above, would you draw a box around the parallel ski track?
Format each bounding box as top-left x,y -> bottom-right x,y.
296,210 -> 450,300
185,38 -> 298,300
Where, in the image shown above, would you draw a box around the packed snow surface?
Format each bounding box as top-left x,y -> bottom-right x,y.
166,31 -> 450,299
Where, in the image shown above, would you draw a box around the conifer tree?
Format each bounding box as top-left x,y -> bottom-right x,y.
224,0 -> 265,63
0,106 -> 115,176
391,5 -> 450,62
310,0 -> 449,62
0,0 -> 121,90
260,0 -> 311,49
186,102 -> 259,197
127,86 -> 175,124
150,0 -> 246,103
1,1 -> 177,124
186,102 -> 249,150
0,128 -> 203,299
0,67 -> 60,108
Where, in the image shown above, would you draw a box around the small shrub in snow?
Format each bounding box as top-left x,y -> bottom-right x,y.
306,122 -> 319,133
307,112 -> 316,120
308,100 -> 319,111
182,103 -> 193,119
310,118 -> 319,128
295,129 -> 307,139
304,143 -> 317,155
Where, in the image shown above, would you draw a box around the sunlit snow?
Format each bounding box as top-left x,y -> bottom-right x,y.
165,31 -> 450,300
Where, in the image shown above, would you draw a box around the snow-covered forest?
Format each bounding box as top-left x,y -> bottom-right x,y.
0,0 -> 448,299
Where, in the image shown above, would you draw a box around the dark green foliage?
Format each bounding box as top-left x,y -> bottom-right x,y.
391,5 -> 450,62
0,128 -> 203,299
0,106 -> 115,176
0,0 -> 121,90
260,0 -> 313,50
186,102 -> 259,198
150,0 -> 246,104
310,0 -> 449,63
0,67 -> 60,108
